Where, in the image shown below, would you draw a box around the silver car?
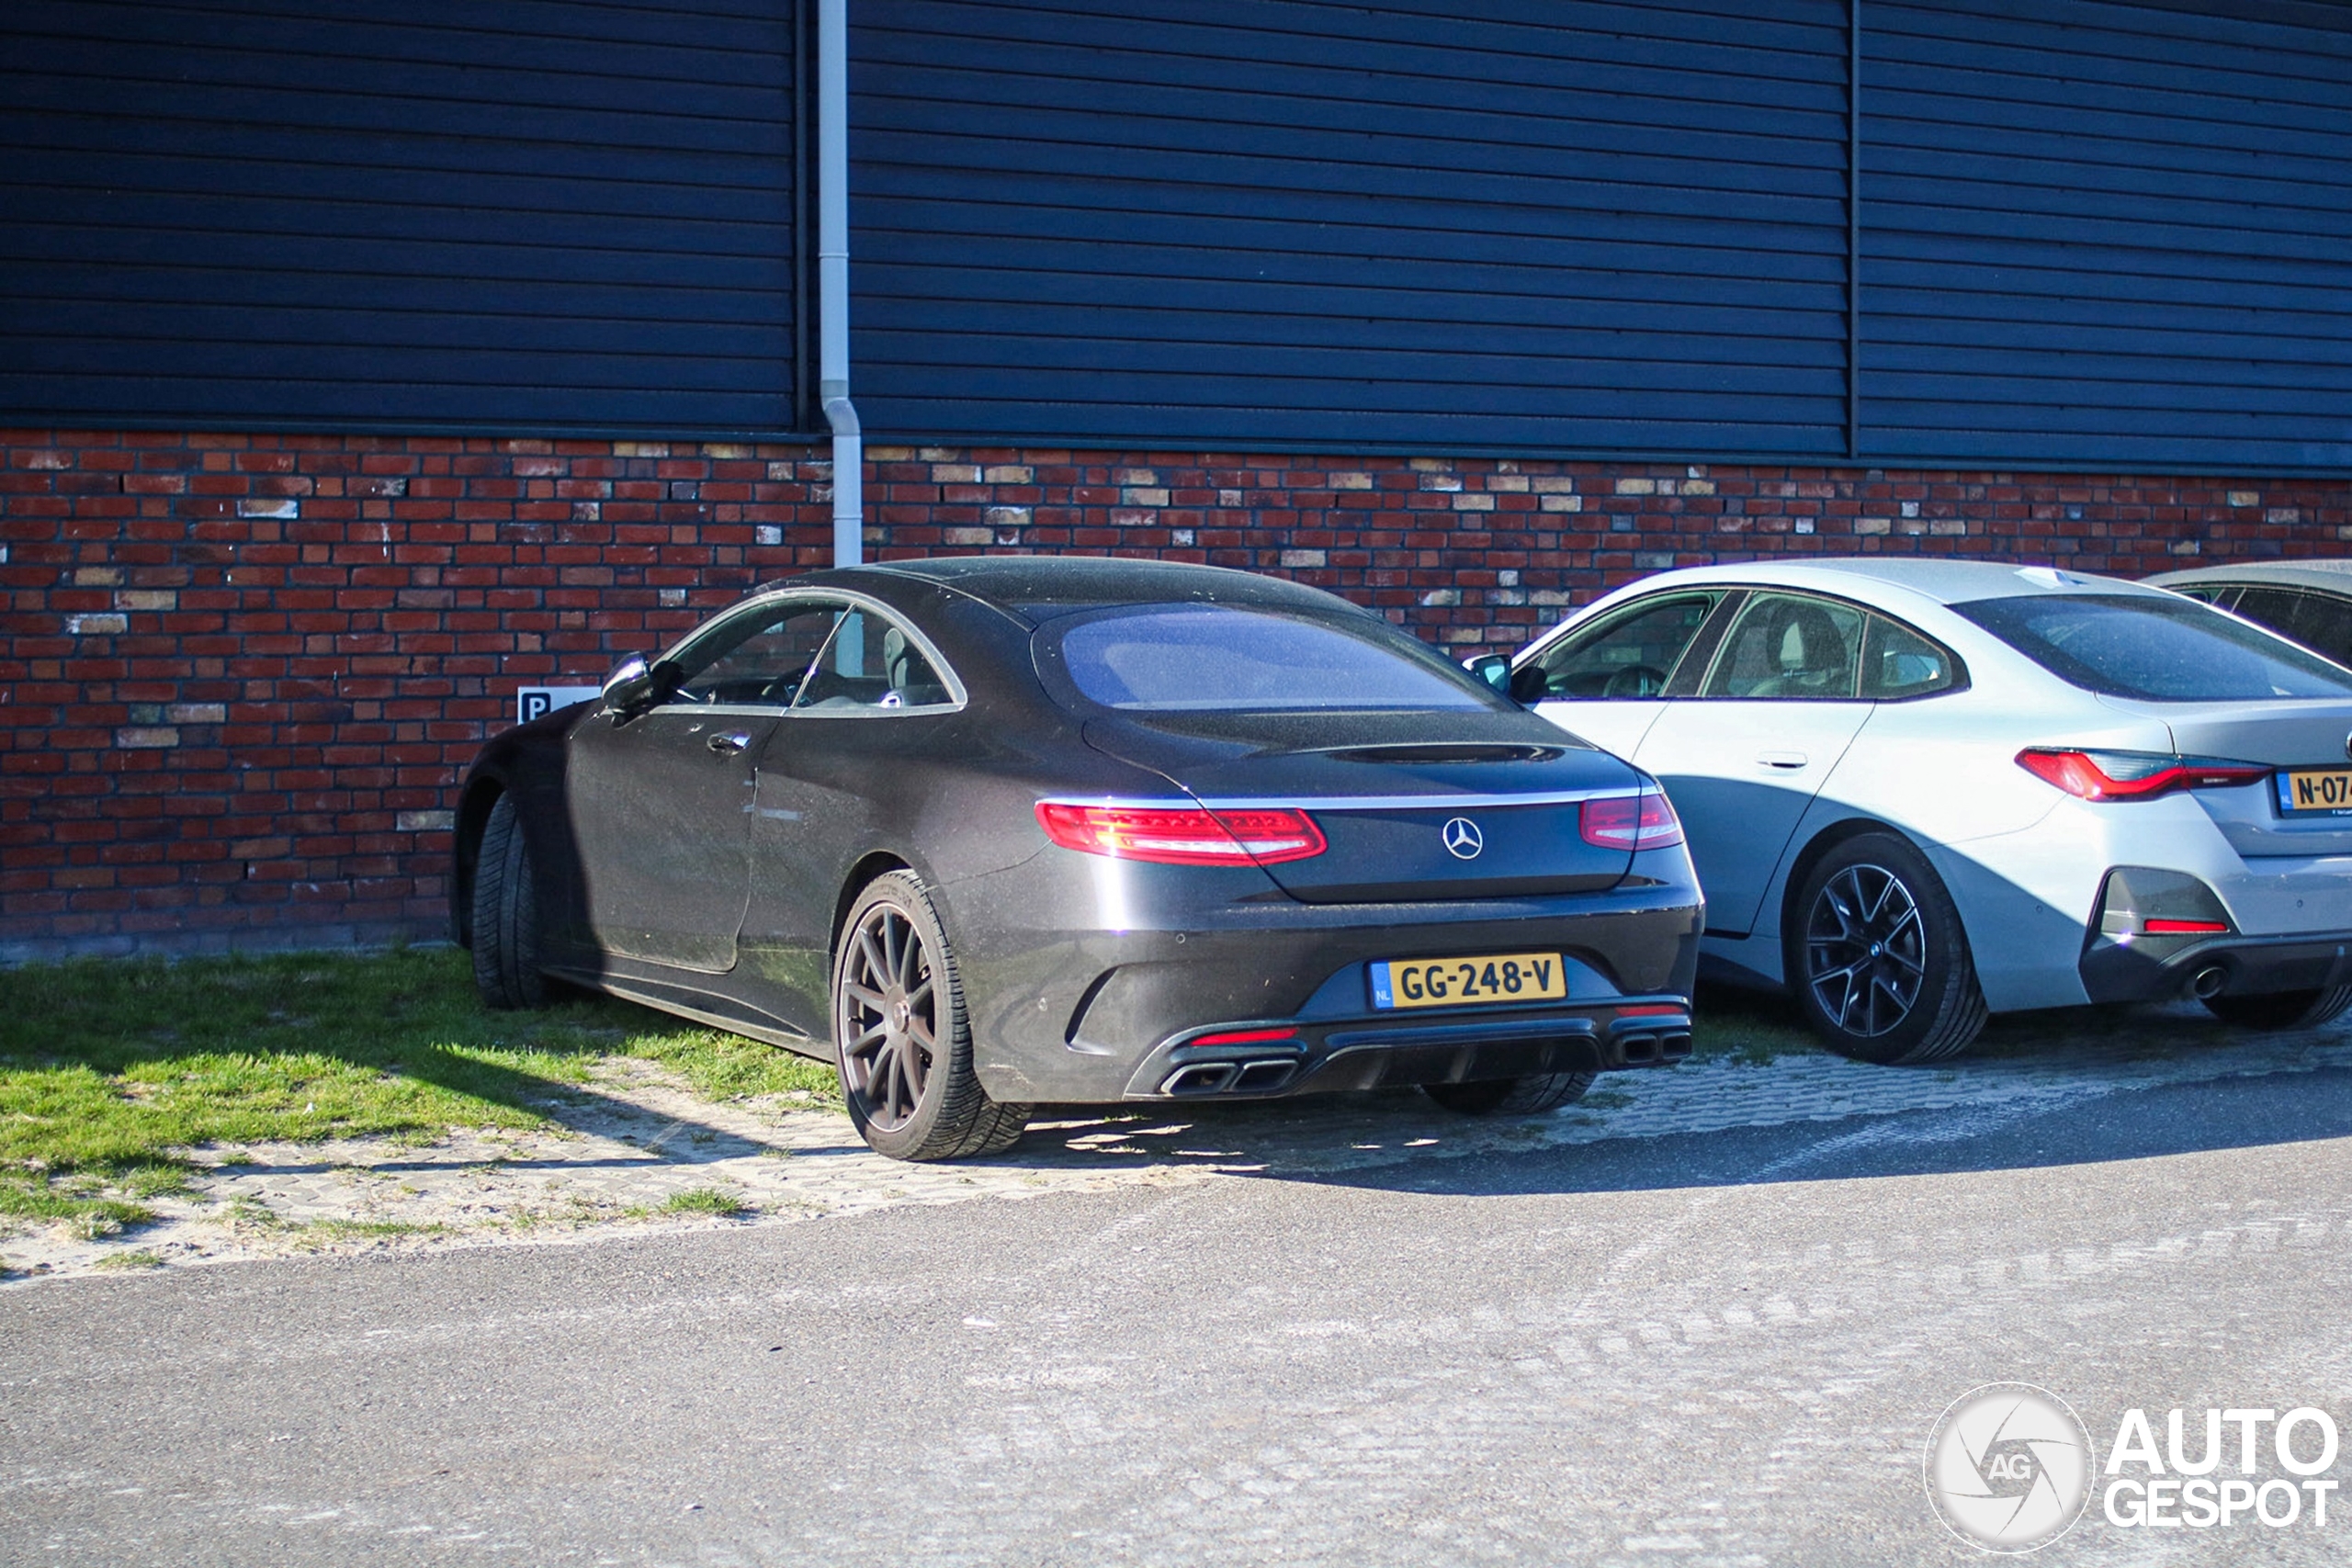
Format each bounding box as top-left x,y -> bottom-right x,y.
1487,558 -> 2352,1063
2147,560 -> 2352,671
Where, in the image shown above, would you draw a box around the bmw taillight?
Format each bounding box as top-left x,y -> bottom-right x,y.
2016,749 -> 2269,801
1579,789 -> 1684,852
1034,802 -> 1327,866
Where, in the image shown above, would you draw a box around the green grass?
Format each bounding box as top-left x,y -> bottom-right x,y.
0,948 -> 838,1229
293,1218 -> 450,1247
89,1248 -> 165,1271
1688,986 -> 1821,1067
658,1187 -> 749,1218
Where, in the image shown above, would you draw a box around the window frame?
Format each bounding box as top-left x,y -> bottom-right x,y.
1692,589 -> 1871,701
1518,588 -> 1733,702
1673,589 -> 1969,705
652,589 -> 967,718
790,600 -> 967,717
1858,610 -> 1970,703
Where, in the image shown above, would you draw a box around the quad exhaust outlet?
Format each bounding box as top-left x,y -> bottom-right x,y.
1161,1059 -> 1300,1096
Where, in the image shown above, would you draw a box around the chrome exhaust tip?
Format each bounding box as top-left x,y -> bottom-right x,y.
1161,1059 -> 1298,1096
2189,964 -> 2229,1000
1162,1063 -> 1239,1095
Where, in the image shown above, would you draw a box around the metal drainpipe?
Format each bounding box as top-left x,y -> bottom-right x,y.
818,0 -> 861,566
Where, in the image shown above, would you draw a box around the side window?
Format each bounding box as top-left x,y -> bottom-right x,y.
667,600 -> 844,706
2165,583 -> 2235,609
1528,592 -> 1724,699
1701,592 -> 1864,699
2284,592 -> 2352,669
2228,585 -> 2302,641
794,607 -> 956,712
1861,615 -> 1960,699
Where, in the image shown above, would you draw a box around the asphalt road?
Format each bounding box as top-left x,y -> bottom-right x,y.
6,1067 -> 2352,1567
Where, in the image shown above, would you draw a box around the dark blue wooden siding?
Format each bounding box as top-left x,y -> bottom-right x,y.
7,1 -> 2348,470
851,0 -> 1856,457
1862,0 -> 2352,469
0,0 -> 799,435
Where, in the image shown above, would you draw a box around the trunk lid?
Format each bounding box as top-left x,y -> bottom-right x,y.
2101,695 -> 2352,858
1082,709 -> 1642,902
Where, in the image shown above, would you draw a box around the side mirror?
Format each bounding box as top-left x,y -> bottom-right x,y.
600,653 -> 662,715
1463,652 -> 1513,696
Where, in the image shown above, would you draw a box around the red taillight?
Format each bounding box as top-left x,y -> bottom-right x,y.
1580,790 -> 1684,852
1034,801 -> 1327,866
1612,1002 -> 1687,1018
2143,918 -> 2230,935
1187,1027 -> 1300,1046
2016,749 -> 2270,802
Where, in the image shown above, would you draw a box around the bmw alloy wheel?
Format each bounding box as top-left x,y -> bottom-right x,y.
1804,861 -> 1927,1039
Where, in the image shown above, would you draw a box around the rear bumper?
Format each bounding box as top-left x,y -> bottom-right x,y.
945,848 -> 1703,1103
1126,998 -> 1691,1100
2080,928 -> 2352,1004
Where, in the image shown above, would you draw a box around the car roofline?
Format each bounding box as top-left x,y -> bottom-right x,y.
1570,558 -> 2174,610
736,556 -> 1365,627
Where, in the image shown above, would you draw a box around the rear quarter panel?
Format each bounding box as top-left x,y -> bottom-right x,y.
1742,625 -> 2175,1012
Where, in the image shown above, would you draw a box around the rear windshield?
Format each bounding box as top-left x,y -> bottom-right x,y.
1046,604 -> 1495,713
1951,592 -> 2352,701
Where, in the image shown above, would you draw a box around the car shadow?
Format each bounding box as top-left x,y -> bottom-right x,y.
186,977 -> 2352,1201
975,996 -> 2352,1196
197,1049 -> 806,1179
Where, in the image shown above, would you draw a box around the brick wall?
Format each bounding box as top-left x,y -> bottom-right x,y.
6,427 -> 2350,960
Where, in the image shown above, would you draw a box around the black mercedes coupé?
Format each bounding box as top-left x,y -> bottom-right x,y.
453,558 -> 1703,1159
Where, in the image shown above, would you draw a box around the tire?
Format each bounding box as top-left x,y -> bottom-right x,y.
1422,1071 -> 1594,1115
1789,831 -> 1986,1065
832,871 -> 1032,1161
470,792 -> 549,1010
2203,987 -> 2352,1031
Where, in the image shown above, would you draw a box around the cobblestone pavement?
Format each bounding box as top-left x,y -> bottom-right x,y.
6,1003 -> 2348,1283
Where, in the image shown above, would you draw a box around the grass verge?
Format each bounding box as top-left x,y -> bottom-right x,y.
1689,985 -> 1821,1066
658,1187 -> 750,1219
1,947 -> 838,1230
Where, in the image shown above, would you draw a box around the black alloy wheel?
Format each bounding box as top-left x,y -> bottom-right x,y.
1807,862 -> 1925,1038
1791,832 -> 1986,1065
831,871 -> 1030,1161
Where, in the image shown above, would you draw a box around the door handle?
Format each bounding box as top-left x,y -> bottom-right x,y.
706,731 -> 751,756
1756,750 -> 1809,770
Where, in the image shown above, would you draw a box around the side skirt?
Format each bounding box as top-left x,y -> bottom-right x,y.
543,963 -> 831,1061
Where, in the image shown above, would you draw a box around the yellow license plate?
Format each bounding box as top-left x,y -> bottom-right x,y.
2278,769 -> 2352,815
1369,953 -> 1567,1010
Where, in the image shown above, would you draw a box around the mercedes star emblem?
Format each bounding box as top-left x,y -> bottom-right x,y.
1442,817 -> 1484,860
